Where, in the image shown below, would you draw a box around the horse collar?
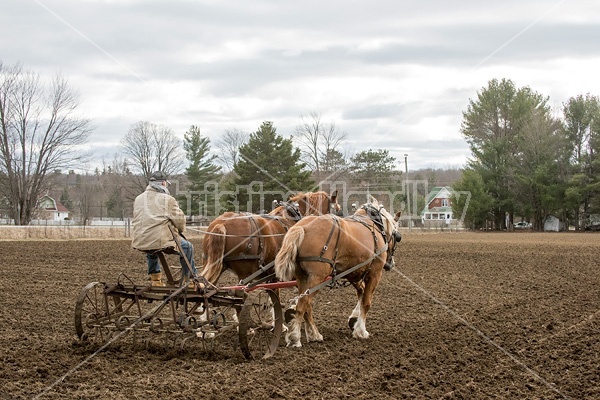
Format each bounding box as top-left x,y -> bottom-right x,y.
361,205 -> 386,241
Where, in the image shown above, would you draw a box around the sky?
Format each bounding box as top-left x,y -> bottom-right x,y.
1,0 -> 600,173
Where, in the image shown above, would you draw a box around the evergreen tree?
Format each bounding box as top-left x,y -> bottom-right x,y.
59,187 -> 73,211
230,121 -> 313,212
461,78 -> 549,229
320,148 -> 348,181
513,110 -> 565,230
181,125 -> 221,217
349,149 -> 398,191
562,94 -> 600,229
451,168 -> 494,230
348,149 -> 400,210
105,187 -> 125,219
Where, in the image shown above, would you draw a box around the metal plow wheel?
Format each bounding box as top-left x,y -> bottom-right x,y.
75,282 -> 125,344
238,289 -> 283,360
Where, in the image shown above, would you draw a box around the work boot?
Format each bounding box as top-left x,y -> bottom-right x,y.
149,272 -> 166,287
183,277 -> 196,290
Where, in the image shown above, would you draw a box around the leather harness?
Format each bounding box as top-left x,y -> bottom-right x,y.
297,204 -> 398,283
222,201 -> 302,268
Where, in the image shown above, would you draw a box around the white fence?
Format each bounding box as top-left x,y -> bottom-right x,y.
1,218 -> 129,226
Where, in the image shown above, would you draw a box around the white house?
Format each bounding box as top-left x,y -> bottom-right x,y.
421,186 -> 455,227
38,195 -> 70,221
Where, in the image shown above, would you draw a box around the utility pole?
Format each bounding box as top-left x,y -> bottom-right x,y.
404,154 -> 411,232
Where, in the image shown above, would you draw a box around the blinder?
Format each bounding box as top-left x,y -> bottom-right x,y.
282,201 -> 302,221
393,231 -> 402,243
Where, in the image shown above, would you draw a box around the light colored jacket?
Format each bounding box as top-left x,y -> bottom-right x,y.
131,184 -> 186,251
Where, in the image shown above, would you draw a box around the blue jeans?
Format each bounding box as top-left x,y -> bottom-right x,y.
147,238 -> 197,277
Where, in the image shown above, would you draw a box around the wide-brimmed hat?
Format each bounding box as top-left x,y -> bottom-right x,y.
149,171 -> 170,185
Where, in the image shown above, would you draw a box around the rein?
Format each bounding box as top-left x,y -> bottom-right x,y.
187,202 -> 301,238
188,227 -> 287,238
294,244 -> 388,301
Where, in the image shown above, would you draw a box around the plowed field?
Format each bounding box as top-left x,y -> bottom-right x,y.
1,232 -> 598,399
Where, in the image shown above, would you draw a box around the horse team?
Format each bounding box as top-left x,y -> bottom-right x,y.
198,191 -> 401,348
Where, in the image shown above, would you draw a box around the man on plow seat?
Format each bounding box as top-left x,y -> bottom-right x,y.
131,171 -> 198,286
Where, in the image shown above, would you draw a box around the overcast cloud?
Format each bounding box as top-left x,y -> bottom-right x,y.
2,0 -> 599,172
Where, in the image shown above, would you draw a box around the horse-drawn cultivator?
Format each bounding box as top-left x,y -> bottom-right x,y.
75,193 -> 400,360
74,249 -> 293,360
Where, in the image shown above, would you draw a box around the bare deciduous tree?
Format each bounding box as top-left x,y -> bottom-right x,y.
294,111 -> 347,182
215,128 -> 248,172
0,61 -> 92,225
121,121 -> 185,192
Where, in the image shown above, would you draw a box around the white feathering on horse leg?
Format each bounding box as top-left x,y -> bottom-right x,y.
352,316 -> 369,339
306,324 -> 323,342
285,317 -> 303,348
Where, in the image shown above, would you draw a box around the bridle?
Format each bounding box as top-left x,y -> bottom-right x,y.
279,200 -> 302,221
361,204 -> 401,271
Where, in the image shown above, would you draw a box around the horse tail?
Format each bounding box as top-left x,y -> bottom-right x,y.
275,225 -> 305,282
201,223 -> 226,284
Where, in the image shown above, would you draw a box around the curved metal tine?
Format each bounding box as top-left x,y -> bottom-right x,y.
116,273 -> 136,285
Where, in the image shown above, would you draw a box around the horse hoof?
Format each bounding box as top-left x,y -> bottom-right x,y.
284,308 -> 296,324
348,317 -> 357,330
352,330 -> 370,340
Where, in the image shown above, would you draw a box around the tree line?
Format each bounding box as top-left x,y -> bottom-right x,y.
11,61 -> 592,229
1,61 -> 410,225
453,78 -> 599,231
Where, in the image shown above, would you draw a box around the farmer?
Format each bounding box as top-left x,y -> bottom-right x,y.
131,171 -> 198,286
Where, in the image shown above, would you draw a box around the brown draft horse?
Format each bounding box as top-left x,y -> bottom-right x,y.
201,191 -> 339,285
274,196 -> 400,347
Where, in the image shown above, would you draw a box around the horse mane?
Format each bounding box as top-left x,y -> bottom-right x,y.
358,198 -> 397,238
268,205 -> 285,215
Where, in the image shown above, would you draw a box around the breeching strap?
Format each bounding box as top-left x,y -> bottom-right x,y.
299,244 -> 388,298
297,215 -> 341,269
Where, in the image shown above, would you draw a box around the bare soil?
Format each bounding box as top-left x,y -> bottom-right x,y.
1,232 -> 598,399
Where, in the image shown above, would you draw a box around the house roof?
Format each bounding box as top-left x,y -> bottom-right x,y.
426,187 -> 445,203
56,202 -> 69,212
38,195 -> 70,213
421,186 -> 453,215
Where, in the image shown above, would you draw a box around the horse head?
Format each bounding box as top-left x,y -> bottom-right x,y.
292,190 -> 339,217
363,196 -> 401,271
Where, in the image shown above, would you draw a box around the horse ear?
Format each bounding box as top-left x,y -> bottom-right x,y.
330,190 -> 338,203
395,211 -> 402,221
369,195 -> 378,205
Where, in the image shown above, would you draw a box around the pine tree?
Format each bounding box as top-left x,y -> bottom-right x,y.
230,121 -> 313,212
181,126 -> 221,217
461,78 -> 550,229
